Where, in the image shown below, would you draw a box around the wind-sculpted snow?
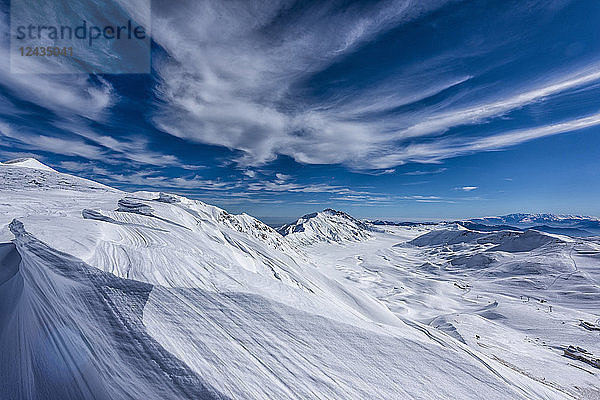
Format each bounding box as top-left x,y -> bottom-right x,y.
1,220 -> 227,400
487,230 -> 565,253
409,226 -> 494,247
117,198 -> 155,216
144,286 -> 564,400
1,159 -> 598,399
0,219 -> 567,400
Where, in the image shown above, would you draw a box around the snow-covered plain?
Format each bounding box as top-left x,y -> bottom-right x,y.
1,159 -> 599,399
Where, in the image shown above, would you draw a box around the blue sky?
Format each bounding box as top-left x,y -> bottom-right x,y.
1,0 -> 599,223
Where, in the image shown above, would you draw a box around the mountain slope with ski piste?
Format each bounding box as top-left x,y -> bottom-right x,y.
0,159 -> 593,399
306,221 -> 600,398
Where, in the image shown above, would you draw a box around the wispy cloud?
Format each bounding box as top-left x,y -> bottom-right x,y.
145,0 -> 600,172
404,168 -> 448,176
248,180 -> 346,194
0,11 -> 115,121
275,173 -> 292,181
0,119 -> 183,168
0,123 -> 106,160
370,111 -> 600,168
243,170 -> 257,178
148,0 -> 465,169
106,172 -> 240,191
362,169 -> 396,176
391,69 -> 600,141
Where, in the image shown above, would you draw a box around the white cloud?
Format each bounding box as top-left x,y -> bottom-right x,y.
0,120 -> 186,167
3,0 -> 599,176
404,168 -> 448,176
147,0 -> 600,171
0,123 -> 106,160
0,8 -> 114,122
275,173 -> 291,181
390,68 -> 600,141
459,186 -> 478,191
359,168 -> 396,176
368,111 -> 600,168
148,0 -> 456,169
102,171 -> 240,191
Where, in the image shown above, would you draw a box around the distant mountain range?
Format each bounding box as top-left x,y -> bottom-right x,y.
368,213 -> 600,237
465,213 -> 600,237
469,213 -> 600,226
369,220 -> 438,227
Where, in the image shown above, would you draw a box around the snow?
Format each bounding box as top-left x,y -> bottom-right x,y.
278,208 -> 380,245
409,226 -> 568,253
304,225 -> 600,398
1,159 -> 599,399
1,157 -> 58,172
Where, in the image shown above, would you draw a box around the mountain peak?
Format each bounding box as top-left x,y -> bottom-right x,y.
321,208 -> 353,217
278,208 -> 376,245
1,157 -> 57,172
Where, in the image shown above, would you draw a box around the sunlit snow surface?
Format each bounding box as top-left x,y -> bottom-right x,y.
1,160 -> 599,399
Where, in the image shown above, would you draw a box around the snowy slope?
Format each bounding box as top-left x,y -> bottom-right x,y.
303,222 -> 600,398
0,159 -> 594,399
1,157 -> 58,172
409,225 -> 566,253
2,219 -> 566,400
278,209 -> 380,245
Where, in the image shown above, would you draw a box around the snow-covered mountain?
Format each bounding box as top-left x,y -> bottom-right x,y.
1,159 -> 599,399
0,157 -> 58,172
277,208 -> 379,245
409,225 -> 565,253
